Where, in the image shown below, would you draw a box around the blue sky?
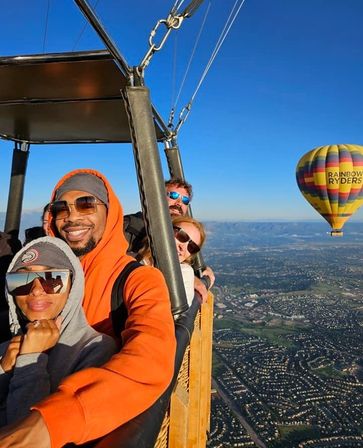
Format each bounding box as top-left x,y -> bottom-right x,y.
0,0 -> 362,225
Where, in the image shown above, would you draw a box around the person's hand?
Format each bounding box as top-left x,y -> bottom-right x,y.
0,336 -> 22,373
20,317 -> 62,355
202,266 -> 215,289
0,410 -> 51,448
194,277 -> 209,304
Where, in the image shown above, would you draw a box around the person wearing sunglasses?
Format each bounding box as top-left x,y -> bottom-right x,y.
138,216 -> 206,306
0,169 -> 176,448
172,216 -> 205,263
124,177 -> 215,301
0,236 -> 117,426
124,178 -> 193,256
165,178 -> 193,217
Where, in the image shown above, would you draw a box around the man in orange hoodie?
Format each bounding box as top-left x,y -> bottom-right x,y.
0,169 -> 176,448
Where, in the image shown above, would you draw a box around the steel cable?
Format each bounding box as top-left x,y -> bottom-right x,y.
42,0 -> 51,53
72,0 -> 101,51
190,0 -> 246,104
173,1 -> 211,110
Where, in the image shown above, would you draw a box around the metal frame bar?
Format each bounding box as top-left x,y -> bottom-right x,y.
164,138 -> 207,277
74,0 -> 172,139
4,143 -> 30,238
122,86 -> 188,315
74,0 -> 131,77
0,49 -> 111,65
164,138 -> 185,179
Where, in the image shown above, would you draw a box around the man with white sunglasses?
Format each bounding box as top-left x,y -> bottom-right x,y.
165,178 -> 193,217
124,178 -> 193,255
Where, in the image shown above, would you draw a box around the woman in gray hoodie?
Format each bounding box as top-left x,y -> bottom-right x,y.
0,236 -> 117,426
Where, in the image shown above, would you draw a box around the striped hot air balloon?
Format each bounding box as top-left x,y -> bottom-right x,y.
296,144 -> 363,236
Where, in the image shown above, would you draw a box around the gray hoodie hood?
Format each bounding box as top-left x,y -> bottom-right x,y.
0,238 -> 117,425
6,236 -> 87,340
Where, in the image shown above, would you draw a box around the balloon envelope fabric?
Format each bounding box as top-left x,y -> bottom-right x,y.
296,144 -> 363,235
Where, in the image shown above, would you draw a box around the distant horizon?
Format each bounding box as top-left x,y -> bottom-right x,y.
1,208 -> 363,224
1,214 -> 361,245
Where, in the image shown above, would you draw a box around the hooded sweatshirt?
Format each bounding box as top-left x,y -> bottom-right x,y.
33,169 -> 176,447
0,237 -> 117,426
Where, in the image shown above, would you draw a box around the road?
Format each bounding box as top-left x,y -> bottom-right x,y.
212,378 -> 267,448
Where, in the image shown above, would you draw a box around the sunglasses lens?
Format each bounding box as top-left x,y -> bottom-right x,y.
75,196 -> 97,214
50,201 -> 69,220
187,241 -> 200,255
168,191 -> 180,200
50,196 -> 98,220
8,280 -> 32,296
173,227 -> 190,243
181,196 -> 190,205
6,271 -> 70,295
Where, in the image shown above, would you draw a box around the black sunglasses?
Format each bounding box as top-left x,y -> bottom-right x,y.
6,270 -> 71,296
50,196 -> 105,220
173,226 -> 200,255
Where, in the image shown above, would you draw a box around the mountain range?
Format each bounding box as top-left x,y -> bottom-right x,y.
0,211 -> 362,245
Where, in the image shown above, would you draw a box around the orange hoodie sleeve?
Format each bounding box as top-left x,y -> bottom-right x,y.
33,266 -> 176,447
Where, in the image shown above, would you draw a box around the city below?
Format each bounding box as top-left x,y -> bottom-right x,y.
203,222 -> 363,448
0,215 -> 362,447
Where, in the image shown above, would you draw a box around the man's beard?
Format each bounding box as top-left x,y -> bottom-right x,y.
55,222 -> 97,257
169,204 -> 184,216
71,238 -> 96,257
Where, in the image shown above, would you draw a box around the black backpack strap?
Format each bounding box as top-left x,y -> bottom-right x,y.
123,212 -> 147,254
111,260 -> 142,337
